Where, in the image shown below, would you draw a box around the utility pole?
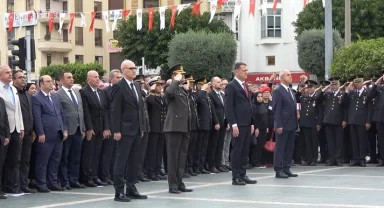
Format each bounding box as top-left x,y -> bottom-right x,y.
345,0 -> 351,45
324,0 -> 332,80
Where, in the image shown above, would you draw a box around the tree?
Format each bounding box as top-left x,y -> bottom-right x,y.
115,8 -> 232,75
330,37 -> 384,80
297,29 -> 343,79
167,30 -> 237,80
39,62 -> 105,86
293,0 -> 384,41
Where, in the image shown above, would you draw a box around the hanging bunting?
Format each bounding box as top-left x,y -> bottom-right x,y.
249,0 -> 255,17
89,12 -> 96,32
261,0 -> 267,16
123,9 -> 130,19
233,0 -> 242,20
69,13 -> 75,34
8,13 -> 14,31
102,11 -> 110,33
19,13 -> 23,31
136,9 -> 143,30
177,4 -> 190,15
27,12 -> 33,22
148,8 -> 154,31
322,0 -> 325,8
303,0 -> 307,8
159,7 -> 166,30
48,12 -> 55,33
272,0 -> 278,13
218,0 -> 226,6
112,10 -> 122,31
192,2 -> 202,15
80,13 -> 86,27
170,5 -> 177,28
58,13 -> 66,34
209,0 -> 217,23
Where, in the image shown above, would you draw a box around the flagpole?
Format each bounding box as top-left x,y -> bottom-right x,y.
324,0 -> 332,79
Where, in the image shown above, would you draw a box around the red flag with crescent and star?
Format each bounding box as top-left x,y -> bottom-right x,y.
69,13 -> 75,34
89,12 -> 96,32
48,12 -> 55,33
249,0 -> 255,17
8,13 -> 15,31
170,5 -> 177,28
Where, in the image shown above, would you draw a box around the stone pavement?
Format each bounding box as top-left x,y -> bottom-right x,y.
1,165 -> 384,208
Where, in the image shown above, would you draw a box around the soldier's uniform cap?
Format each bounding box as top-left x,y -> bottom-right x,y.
167,64 -> 186,75
185,74 -> 195,82
353,74 -> 364,83
195,77 -> 207,85
305,80 -> 318,87
134,74 -> 145,84
319,80 -> 330,87
328,77 -> 340,85
147,76 -> 164,86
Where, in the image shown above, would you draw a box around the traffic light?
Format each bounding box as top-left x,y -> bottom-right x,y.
11,37 -> 26,70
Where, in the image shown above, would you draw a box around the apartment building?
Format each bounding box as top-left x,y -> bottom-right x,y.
0,0 -> 111,78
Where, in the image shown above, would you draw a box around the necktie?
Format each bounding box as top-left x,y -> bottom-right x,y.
218,92 -> 224,105
94,90 -> 100,103
68,89 -> 78,109
130,83 -> 139,102
287,88 -> 295,101
243,83 -> 249,98
46,95 -> 55,110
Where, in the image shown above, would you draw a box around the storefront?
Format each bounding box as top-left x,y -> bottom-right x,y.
246,72 -> 309,84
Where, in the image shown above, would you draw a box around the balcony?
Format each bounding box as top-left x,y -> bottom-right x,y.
37,38 -> 73,53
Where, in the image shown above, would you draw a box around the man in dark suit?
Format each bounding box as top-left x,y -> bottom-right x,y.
224,62 -> 257,185
146,76 -> 167,181
163,64 -> 193,194
80,71 -> 110,187
57,72 -> 86,189
12,70 -> 35,194
101,69 -> 122,185
111,60 -> 147,202
0,97 -> 10,199
272,69 -> 299,179
208,77 -> 229,172
32,75 -> 68,192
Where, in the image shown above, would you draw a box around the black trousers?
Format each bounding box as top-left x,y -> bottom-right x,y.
0,137 -> 6,189
294,130 -> 305,163
274,130 -> 295,172
207,126 -> 226,168
194,130 -> 210,170
138,132 -> 149,177
28,138 -> 37,181
231,126 -> 251,180
350,124 -> 368,162
187,131 -> 198,170
20,132 -> 33,189
4,131 -> 22,189
318,126 -> 328,160
146,132 -> 165,177
165,132 -> 189,189
368,122 -> 378,161
113,131 -> 141,194
325,124 -> 344,163
343,125 -> 353,162
302,127 -> 319,164
250,129 -> 267,166
376,122 -> 384,161
81,133 -> 103,181
100,136 -> 116,180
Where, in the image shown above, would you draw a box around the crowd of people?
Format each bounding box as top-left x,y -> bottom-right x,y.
0,60 -> 383,202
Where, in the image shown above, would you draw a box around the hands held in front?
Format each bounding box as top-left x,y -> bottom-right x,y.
276,127 -> 283,135
86,130 -> 95,141
103,130 -> 111,139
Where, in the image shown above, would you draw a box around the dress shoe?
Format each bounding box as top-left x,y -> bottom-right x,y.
103,178 -> 114,185
84,180 -> 97,187
376,163 -> 384,167
225,165 -> 232,171
242,176 -> 257,184
138,176 -> 150,182
160,170 -> 167,176
149,175 -> 160,181
360,161 -> 366,167
183,173 -> 191,178
245,164 -> 253,169
71,183 -> 86,188
217,166 -> 229,172
156,174 -> 167,180
318,158 -> 327,163
189,170 -> 198,176
309,163 -> 317,166
325,161 -> 336,166
49,186 -> 65,191
126,185 -> 148,199
21,187 -> 37,194
36,188 -> 50,193
63,184 -> 72,190
283,170 -> 298,177
232,178 -> 246,185
5,187 -> 22,194
275,171 -> 289,179
200,169 -> 211,174
179,187 -> 193,192
94,179 -> 107,186
210,167 -> 220,173
0,189 -> 7,199
29,179 -> 36,189
349,162 -> 360,167
169,188 -> 181,194
367,159 -> 378,164
336,162 -> 343,166
114,193 -> 131,202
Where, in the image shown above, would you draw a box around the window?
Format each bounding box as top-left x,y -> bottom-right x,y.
143,0 -> 159,8
46,0 -> 50,11
47,54 -> 52,66
7,0 -> 14,12
26,0 -> 34,11
45,25 -> 51,40
63,29 -> 68,42
261,9 -> 281,38
75,55 -> 84,62
95,56 -> 103,64
95,29 -> 103,47
267,56 -> 275,65
75,27 -> 83,45
63,1 -> 68,13
7,30 -> 15,50
113,31 -> 118,40
26,26 -> 35,39
181,0 -> 197,4
75,0 -> 83,16
235,18 -> 239,40
94,1 -> 102,19
63,57 -> 69,64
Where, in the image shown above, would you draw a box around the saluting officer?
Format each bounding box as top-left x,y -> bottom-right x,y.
347,75 -> 372,167
322,77 -> 348,166
299,80 -> 323,166
146,76 -> 167,181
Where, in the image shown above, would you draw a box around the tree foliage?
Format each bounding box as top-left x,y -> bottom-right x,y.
115,8 -> 232,74
293,0 -> 384,41
39,62 -> 105,86
330,37 -> 384,80
297,29 -> 343,79
167,30 -> 236,80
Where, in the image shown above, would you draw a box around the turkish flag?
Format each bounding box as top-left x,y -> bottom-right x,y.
170,5 -> 177,28
8,13 -> 14,32
249,0 -> 255,17
123,9 -> 130,19
69,13 -> 75,34
303,0 -> 307,8
48,12 -> 55,33
272,0 -> 278,12
148,8 -> 154,31
192,2 -> 202,15
27,12 -> 33,22
89,12 -> 96,32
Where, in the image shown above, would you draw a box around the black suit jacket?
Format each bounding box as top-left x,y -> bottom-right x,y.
103,85 -> 113,133
16,88 -> 33,134
322,90 -> 348,125
147,93 -> 166,133
197,90 -> 218,131
347,88 -> 372,125
224,79 -> 255,128
80,85 -> 109,135
141,90 -> 150,133
0,98 -> 10,143
299,92 -> 323,128
272,84 -> 298,131
209,89 -> 226,127
111,79 -> 144,136
189,90 -> 199,131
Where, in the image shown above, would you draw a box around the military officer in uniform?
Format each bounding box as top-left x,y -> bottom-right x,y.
146,76 -> 167,181
347,75 -> 372,167
135,75 -> 151,182
299,80 -> 323,166
322,77 -> 347,166
163,64 -> 193,194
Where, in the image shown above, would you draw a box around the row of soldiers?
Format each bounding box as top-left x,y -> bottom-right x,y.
296,74 -> 384,167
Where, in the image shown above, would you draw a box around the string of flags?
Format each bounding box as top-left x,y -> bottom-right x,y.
3,0 -> 291,33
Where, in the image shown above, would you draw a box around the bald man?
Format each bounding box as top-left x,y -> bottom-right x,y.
79,71 -> 110,187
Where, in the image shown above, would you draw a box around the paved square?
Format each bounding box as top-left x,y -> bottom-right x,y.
2,165 -> 384,208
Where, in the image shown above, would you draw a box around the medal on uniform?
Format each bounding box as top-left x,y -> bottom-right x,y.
363,96 -> 366,104
313,101 -> 316,107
